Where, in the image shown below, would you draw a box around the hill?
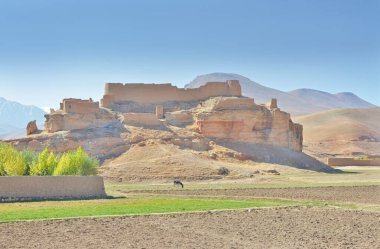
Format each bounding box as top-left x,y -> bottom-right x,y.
185,73 -> 375,115
0,97 -> 45,138
293,107 -> 380,158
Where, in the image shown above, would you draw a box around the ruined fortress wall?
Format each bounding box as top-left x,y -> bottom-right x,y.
327,158 -> 380,166
0,176 -> 106,200
101,80 -> 241,107
62,99 -> 99,114
212,98 -> 256,111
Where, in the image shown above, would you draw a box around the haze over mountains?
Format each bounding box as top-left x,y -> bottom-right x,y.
0,97 -> 45,138
186,73 -> 375,116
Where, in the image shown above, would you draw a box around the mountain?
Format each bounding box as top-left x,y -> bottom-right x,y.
293,107 -> 380,158
185,73 -> 375,116
0,97 -> 45,138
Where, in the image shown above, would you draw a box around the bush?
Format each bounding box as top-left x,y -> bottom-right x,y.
54,147 -> 98,176
217,166 -> 230,176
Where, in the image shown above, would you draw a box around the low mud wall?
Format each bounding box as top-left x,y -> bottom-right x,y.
0,176 -> 106,201
327,158 -> 380,166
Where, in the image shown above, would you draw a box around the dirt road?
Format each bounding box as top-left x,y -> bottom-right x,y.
1,207 -> 379,249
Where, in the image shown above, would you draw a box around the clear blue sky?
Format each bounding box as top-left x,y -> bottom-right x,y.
0,0 -> 379,109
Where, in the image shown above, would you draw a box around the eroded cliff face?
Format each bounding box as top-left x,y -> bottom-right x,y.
190,98 -> 302,152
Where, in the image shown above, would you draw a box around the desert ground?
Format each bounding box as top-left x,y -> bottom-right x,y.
1,167 -> 379,249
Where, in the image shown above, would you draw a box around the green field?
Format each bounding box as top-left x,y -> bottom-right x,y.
0,196 -> 310,222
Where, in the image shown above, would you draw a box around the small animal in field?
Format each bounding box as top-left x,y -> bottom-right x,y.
173,180 -> 184,188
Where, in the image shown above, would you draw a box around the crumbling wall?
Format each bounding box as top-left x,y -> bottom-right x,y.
61,98 -> 99,114
101,80 -> 241,107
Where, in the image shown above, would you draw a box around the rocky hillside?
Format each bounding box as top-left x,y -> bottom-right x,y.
8,95 -> 336,179
0,97 -> 45,138
186,73 -> 375,116
293,107 -> 380,159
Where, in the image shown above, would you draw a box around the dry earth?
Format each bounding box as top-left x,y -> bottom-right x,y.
294,107 -> 380,159
1,207 -> 379,249
100,135 -> 335,182
126,185 -> 380,205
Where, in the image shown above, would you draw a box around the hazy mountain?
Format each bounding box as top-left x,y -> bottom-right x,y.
0,97 -> 45,138
293,107 -> 380,158
185,73 -> 376,116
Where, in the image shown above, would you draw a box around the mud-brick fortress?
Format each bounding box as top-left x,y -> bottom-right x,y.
42,80 -> 303,152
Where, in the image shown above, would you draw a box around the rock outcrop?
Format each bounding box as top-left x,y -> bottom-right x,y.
26,120 -> 38,135
193,97 -> 302,152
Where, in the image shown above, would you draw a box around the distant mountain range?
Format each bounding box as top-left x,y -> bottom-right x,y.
186,73 -> 375,116
0,97 -> 45,139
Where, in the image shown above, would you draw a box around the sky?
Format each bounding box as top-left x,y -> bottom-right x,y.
0,0 -> 379,109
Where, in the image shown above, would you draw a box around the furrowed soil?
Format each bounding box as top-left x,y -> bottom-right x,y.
1,207 -> 379,249
125,185 -> 380,205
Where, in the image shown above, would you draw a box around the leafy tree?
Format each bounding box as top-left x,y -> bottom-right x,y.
0,142 -> 12,176
30,148 -> 59,176
54,147 -> 98,176
4,151 -> 26,176
21,150 -> 38,175
0,142 -> 27,176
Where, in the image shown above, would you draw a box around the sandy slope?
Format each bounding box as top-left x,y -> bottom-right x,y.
100,133 -> 335,182
294,107 -> 380,158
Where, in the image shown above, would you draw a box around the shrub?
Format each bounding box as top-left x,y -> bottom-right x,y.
54,147 -> 98,176
217,166 -> 230,176
30,148 -> 59,176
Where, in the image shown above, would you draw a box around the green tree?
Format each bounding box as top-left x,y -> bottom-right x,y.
21,150 -> 38,175
0,142 -> 27,176
4,151 -> 26,176
54,147 -> 98,176
30,148 -> 59,176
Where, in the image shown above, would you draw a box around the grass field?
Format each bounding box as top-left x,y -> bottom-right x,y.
0,196 -> 310,222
